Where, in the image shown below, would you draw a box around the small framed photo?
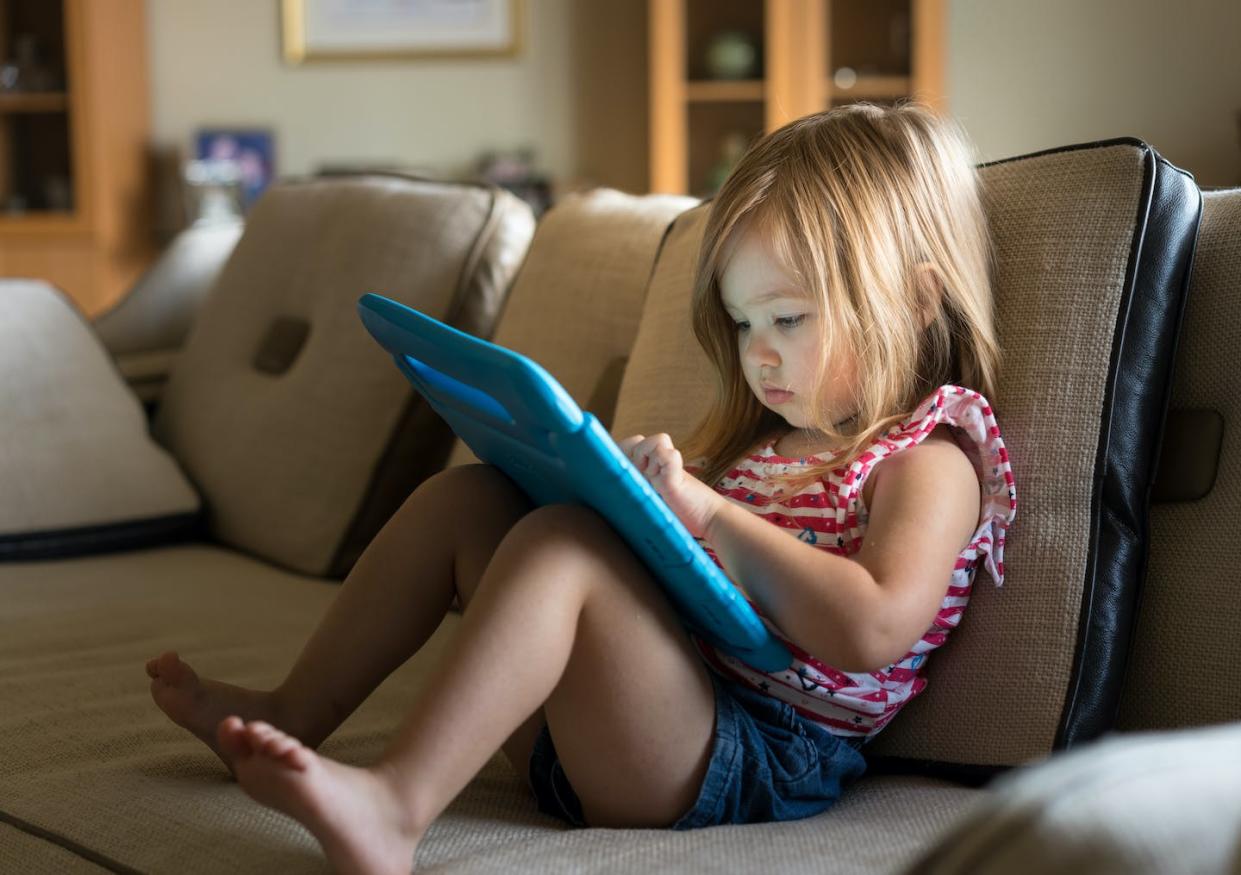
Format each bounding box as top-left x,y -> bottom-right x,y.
282,0 -> 522,63
194,129 -> 276,211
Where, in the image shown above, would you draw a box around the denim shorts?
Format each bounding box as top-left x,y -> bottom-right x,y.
527,668 -> 868,829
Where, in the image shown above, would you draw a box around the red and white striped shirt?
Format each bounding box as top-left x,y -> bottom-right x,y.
692,384 -> 1017,740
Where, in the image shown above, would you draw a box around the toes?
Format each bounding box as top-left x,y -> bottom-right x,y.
245,720 -> 278,745
157,651 -> 195,685
240,721 -> 311,772
217,716 -> 251,760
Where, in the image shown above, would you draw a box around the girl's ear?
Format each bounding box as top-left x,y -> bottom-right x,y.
913,263 -> 945,329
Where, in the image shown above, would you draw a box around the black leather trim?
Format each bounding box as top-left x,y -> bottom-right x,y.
1053,146 -> 1201,750
0,512 -> 204,562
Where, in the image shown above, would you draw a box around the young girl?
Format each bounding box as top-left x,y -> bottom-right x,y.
146,102 -> 1016,875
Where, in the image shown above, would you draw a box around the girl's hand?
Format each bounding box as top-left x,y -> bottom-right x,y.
618,433 -> 724,539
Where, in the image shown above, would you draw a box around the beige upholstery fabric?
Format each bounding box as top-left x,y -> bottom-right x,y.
610,204 -> 715,444
0,547 -> 977,873
93,222 -> 244,357
447,188 -> 697,467
0,280 -> 199,543
1117,189 -> 1241,731
904,722 -> 1241,875
613,145 -> 1151,768
153,176 -> 534,576
0,820 -> 106,874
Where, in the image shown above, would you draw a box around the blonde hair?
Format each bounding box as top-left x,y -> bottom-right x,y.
683,102 -> 1000,488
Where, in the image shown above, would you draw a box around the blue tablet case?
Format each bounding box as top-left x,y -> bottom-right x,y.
358,293 -> 792,672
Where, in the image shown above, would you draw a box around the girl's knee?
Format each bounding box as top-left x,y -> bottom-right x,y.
415,464 -> 528,514
504,505 -> 616,557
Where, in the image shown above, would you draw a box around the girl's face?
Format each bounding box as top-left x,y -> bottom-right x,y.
719,226 -> 859,431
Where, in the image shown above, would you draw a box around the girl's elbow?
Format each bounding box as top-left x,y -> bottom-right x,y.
842,625 -> 915,674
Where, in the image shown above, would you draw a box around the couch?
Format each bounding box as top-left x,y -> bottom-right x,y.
1,141 -> 1238,874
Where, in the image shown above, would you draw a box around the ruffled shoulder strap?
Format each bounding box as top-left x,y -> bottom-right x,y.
838,384 -> 1017,586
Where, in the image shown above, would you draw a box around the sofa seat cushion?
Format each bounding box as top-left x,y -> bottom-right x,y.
0,280 -> 201,561
0,547 -> 977,873
612,140 -> 1200,776
903,721 -> 1241,875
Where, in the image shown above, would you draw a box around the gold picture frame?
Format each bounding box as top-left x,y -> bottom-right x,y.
282,0 -> 523,63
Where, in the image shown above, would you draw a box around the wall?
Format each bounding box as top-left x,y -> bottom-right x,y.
949,0 -> 1241,187
146,1 -> 1241,193
147,0 -> 578,181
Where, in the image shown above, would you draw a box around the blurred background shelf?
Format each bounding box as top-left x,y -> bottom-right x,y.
650,0 -> 945,197
0,0 -> 153,317
0,91 -> 68,112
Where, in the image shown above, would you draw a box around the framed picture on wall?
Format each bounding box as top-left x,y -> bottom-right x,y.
282,0 -> 522,63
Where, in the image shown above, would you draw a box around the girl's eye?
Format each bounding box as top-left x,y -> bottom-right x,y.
775,315 -> 807,329
734,321 -> 750,333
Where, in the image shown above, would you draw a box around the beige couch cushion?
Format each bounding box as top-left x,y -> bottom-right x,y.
153,176 -> 534,577
447,188 -> 698,467
0,547 -> 978,873
903,722 -> 1241,875
0,820 -> 105,874
93,222 -> 244,357
0,280 -> 200,559
1117,188 -> 1241,732
613,141 -> 1200,773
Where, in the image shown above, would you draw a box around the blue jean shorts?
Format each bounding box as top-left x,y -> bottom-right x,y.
527,668 -> 868,829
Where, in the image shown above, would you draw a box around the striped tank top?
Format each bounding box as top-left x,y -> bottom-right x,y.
692,384 -> 1017,740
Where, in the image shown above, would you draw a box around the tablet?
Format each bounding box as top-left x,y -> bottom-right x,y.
358,292 -> 792,672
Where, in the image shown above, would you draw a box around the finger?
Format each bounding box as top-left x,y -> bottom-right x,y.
617,435 -> 644,453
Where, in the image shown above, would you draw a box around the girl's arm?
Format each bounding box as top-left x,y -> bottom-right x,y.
622,432 -> 980,673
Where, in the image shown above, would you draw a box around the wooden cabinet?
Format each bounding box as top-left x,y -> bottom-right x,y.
649,0 -> 945,196
0,0 -> 153,317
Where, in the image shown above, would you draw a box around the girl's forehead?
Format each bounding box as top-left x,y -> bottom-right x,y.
719,248 -> 805,311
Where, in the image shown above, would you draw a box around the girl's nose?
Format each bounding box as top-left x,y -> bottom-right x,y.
743,333 -> 780,369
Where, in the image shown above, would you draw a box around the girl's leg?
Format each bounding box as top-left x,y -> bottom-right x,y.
217,504 -> 718,873
148,464 -> 547,774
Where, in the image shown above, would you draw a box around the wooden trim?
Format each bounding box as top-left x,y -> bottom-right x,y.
764,0 -> 796,131
63,0 -> 91,232
648,0 -> 686,193
686,80 -> 763,102
912,0 -> 947,111
832,75 -> 911,100
802,0 -> 828,115
0,93 -> 70,113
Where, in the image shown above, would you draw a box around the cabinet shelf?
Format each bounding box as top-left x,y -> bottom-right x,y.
0,0 -> 152,315
831,75 -> 910,100
650,0 -> 946,196
686,80 -> 765,102
0,92 -> 69,113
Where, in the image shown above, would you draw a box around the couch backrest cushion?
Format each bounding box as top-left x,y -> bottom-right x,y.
93,222 -> 244,357
154,175 -> 534,577
1116,187 -> 1241,732
612,140 -> 1200,775
446,188 -> 698,466
0,281 -> 201,559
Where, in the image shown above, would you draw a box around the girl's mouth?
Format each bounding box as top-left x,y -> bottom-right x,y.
762,387 -> 794,405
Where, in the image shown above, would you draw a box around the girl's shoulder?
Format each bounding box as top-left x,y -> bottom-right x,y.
858,383 -> 1017,585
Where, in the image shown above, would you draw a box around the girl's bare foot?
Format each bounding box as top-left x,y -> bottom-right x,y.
218,717 -> 423,875
146,651 -> 290,772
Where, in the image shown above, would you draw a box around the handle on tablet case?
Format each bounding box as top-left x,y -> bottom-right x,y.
358,293 -> 583,433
